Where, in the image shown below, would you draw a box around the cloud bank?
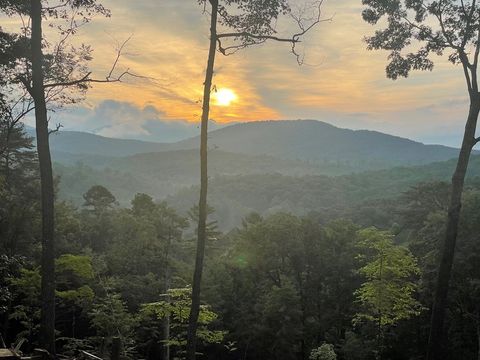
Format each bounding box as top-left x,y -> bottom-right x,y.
48,100 -> 224,143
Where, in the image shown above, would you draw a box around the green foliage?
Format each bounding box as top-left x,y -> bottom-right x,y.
141,287 -> 225,350
56,254 -> 94,280
9,268 -> 42,340
355,228 -> 422,327
362,0 -> 479,78
2,130 -> 480,360
205,214 -> 362,359
56,254 -> 94,304
0,255 -> 22,314
309,343 -> 337,360
89,292 -> 135,343
0,116 -> 39,256
58,285 -> 94,303
256,283 -> 303,360
10,268 -> 41,299
83,185 -> 117,212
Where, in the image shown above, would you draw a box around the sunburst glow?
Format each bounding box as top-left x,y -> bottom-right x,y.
214,88 -> 237,106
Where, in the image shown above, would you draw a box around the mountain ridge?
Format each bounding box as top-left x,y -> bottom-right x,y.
31,119 -> 467,167
169,120 -> 462,166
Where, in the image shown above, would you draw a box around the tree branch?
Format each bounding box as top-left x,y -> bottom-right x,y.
17,76 -> 33,95
460,51 -> 474,94
48,122 -> 63,135
471,21 -> 480,93
434,0 -> 460,50
43,35 -> 148,88
44,72 -> 92,88
216,31 -> 301,43
106,34 -> 133,81
216,0 -> 326,64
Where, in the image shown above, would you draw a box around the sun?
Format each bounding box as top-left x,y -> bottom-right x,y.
214,88 -> 237,106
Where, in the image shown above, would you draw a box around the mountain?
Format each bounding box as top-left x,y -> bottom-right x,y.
27,128 -> 171,157
30,120 -> 464,168
170,120 -> 463,166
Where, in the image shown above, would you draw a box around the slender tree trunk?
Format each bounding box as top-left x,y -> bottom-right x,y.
476,318 -> 480,360
162,312 -> 170,360
186,1 -> 218,359
162,231 -> 172,360
427,96 -> 480,360
30,0 -> 56,353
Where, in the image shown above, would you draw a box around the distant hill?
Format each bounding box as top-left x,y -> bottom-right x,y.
31,120 -> 464,168
170,120 -> 463,167
27,129 -> 171,157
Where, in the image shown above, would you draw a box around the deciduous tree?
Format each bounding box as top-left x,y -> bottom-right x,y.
355,228 -> 422,359
0,1 -> 137,351
360,0 -> 480,357
187,2 -> 325,358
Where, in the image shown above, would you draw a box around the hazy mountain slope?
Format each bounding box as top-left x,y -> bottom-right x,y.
56,154 -> 480,229
166,155 -> 480,229
36,120 -> 464,169
44,130 -> 171,156
171,120 -> 462,166
54,149 -> 337,205
105,149 -> 331,178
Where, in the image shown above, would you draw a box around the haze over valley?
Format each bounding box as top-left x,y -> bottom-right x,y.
45,119 -> 480,229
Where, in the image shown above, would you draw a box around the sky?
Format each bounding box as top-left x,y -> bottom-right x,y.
9,0 -> 475,146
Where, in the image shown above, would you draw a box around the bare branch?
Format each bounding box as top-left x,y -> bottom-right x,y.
216,31 -> 302,43
290,1 -> 330,64
13,101 -> 35,124
48,123 -> 63,135
217,37 -> 266,56
43,35 -> 148,89
216,0 -> 327,65
107,34 -> 133,81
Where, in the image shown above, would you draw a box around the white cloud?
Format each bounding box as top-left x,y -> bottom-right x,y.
48,100 -> 224,142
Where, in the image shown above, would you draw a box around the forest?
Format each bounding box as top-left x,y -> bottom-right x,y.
1,1 -> 480,360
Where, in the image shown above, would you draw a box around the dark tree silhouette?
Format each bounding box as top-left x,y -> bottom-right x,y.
187,1 -> 325,359
361,0 -> 480,358
0,0 -> 138,352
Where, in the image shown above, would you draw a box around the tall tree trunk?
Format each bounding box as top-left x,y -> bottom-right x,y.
476,317 -> 480,360
162,231 -> 172,360
427,96 -> 480,360
30,0 -> 56,354
186,1 -> 218,359
162,312 -> 170,360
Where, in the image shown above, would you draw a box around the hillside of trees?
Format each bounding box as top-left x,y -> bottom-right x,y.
54,153 -> 480,229
3,123 -> 480,360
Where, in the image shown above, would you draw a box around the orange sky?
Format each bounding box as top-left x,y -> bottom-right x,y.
2,0 -> 473,145
79,0 -> 465,119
